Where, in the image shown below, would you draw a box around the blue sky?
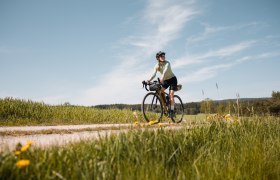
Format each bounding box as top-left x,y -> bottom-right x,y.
1,0 -> 280,105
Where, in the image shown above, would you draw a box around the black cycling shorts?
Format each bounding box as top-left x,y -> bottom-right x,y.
162,76 -> 177,91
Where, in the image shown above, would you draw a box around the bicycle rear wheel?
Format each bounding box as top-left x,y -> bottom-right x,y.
171,95 -> 184,123
141,92 -> 163,123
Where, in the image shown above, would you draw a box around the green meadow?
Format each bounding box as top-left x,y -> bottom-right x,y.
0,98 -> 280,179
0,97 -> 204,126
0,98 -> 138,126
0,117 -> 279,179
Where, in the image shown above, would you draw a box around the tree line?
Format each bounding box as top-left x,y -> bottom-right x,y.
94,91 -> 280,116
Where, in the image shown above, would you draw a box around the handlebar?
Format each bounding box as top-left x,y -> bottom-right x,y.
142,81 -> 149,91
142,78 -> 162,91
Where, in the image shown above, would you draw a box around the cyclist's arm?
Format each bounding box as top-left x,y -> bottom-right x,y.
148,65 -> 157,82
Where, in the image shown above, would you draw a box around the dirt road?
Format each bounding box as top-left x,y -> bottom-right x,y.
0,123 -> 182,151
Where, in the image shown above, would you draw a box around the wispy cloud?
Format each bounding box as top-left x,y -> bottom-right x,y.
173,40 -> 256,69
201,40 -> 256,58
179,63 -> 234,83
178,50 -> 280,84
121,0 -> 198,54
69,1 -> 279,105
72,0 -> 199,105
186,22 -> 265,45
235,51 -> 280,63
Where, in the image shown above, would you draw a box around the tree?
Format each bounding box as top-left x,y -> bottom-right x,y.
217,102 -> 226,114
272,91 -> 280,101
269,91 -> 280,115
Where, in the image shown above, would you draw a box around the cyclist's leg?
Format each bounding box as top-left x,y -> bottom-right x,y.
169,77 -> 178,114
169,90 -> 175,105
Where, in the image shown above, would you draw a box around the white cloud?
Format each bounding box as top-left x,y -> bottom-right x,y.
201,40 -> 256,58
179,50 -> 280,85
187,22 -> 264,45
71,0 -> 199,105
122,0 -> 198,53
67,1 -> 278,105
173,40 -> 256,69
180,63 -> 234,83
235,51 -> 280,63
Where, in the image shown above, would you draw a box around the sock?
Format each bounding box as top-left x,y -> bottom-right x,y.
171,105 -> 174,110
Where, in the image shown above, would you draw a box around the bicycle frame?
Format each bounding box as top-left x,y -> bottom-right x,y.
156,90 -> 169,115
142,79 -> 184,123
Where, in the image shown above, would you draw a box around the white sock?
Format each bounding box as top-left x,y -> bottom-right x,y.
171,105 -> 174,110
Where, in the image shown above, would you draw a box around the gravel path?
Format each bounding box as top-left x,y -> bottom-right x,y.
0,124 -> 131,132
0,123 -> 182,152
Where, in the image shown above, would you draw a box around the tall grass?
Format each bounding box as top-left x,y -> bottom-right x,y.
0,97 -> 139,126
1,116 -> 279,179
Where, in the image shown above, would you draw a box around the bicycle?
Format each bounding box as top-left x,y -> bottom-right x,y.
141,78 -> 184,123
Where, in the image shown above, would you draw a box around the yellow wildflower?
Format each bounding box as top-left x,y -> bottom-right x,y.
21,144 -> 30,152
26,140 -> 33,146
224,114 -> 233,121
20,140 -> 33,152
15,151 -> 21,156
148,120 -> 159,125
16,160 -> 30,168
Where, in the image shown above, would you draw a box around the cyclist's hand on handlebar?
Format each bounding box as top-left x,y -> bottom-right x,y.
144,80 -> 151,85
160,78 -> 164,84
142,80 -> 151,86
142,80 -> 150,91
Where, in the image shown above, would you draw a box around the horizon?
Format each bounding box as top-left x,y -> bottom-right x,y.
1,0 -> 280,106
1,95 -> 272,107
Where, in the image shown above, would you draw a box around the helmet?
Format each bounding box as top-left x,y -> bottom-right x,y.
156,51 -> 165,60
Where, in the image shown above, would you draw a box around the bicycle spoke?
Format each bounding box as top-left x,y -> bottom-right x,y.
142,92 -> 163,123
171,95 -> 184,123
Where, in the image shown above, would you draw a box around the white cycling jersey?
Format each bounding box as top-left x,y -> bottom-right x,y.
149,60 -> 175,81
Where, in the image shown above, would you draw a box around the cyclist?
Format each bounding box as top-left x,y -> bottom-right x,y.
147,51 -> 178,117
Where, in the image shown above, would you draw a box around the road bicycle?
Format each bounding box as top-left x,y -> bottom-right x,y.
141,78 -> 184,123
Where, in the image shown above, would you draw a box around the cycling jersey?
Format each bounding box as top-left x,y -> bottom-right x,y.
149,61 -> 175,81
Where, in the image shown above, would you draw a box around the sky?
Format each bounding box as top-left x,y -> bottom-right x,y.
1,0 -> 280,106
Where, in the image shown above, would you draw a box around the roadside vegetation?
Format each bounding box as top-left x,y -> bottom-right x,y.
0,97 -> 206,126
1,91 -> 279,126
0,116 -> 279,179
0,97 -> 139,126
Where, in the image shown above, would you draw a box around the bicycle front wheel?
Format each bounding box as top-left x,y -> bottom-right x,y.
141,92 -> 163,123
171,95 -> 184,123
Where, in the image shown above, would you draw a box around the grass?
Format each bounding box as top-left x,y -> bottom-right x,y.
1,116 -> 279,179
0,97 -> 205,126
0,97 -> 141,126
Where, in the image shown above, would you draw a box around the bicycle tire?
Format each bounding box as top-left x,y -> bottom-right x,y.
171,95 -> 184,123
141,92 -> 163,123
